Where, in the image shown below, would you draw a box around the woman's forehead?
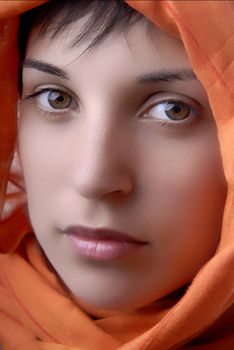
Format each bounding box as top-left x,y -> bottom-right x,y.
25,20 -> 192,81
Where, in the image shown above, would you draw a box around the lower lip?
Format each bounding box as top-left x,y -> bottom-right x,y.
67,234 -> 146,261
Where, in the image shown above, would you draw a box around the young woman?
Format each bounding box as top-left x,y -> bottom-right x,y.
0,1 -> 233,349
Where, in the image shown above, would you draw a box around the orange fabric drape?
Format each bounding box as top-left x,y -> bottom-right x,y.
0,1 -> 233,349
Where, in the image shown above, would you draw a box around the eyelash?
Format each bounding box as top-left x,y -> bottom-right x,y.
23,87 -> 199,128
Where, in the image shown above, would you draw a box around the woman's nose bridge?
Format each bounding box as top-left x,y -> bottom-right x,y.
73,120 -> 134,198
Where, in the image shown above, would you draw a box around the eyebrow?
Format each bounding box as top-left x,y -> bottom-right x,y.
23,59 -> 196,84
23,59 -> 70,79
135,69 -> 197,84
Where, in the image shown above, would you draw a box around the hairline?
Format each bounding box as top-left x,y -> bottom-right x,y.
34,9 -> 149,57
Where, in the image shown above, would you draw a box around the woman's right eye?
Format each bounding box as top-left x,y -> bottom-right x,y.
25,88 -> 78,114
40,90 -> 73,109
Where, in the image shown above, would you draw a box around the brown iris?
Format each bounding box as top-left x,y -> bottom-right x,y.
48,91 -> 72,109
165,102 -> 190,120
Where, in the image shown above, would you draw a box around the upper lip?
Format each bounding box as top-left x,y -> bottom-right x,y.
63,225 -> 147,243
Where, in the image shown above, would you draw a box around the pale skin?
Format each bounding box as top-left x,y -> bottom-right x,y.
18,17 -> 227,317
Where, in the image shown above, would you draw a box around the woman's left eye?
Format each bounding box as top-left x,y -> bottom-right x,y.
141,100 -> 197,126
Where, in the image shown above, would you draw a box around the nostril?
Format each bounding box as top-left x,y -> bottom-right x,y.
74,173 -> 134,200
119,178 -> 134,195
107,188 -> 132,201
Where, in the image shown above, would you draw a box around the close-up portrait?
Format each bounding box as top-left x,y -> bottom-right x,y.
0,1 -> 233,349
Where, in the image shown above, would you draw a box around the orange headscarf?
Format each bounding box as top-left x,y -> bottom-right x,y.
0,1 -> 233,349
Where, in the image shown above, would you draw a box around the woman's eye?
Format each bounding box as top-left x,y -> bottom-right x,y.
24,88 -> 78,117
38,90 -> 73,110
142,100 -> 196,124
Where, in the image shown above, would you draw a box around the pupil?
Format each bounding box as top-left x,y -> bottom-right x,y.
56,95 -> 64,103
165,102 -> 189,120
173,105 -> 182,113
48,91 -> 71,109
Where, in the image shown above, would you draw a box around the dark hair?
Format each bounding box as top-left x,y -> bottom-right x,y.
18,0 -> 146,93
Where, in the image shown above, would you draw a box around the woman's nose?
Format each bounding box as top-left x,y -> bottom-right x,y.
72,123 -> 134,200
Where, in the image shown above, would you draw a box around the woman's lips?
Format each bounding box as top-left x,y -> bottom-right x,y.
63,226 -> 148,261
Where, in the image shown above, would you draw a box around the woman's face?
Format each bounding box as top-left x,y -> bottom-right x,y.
18,17 -> 227,315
